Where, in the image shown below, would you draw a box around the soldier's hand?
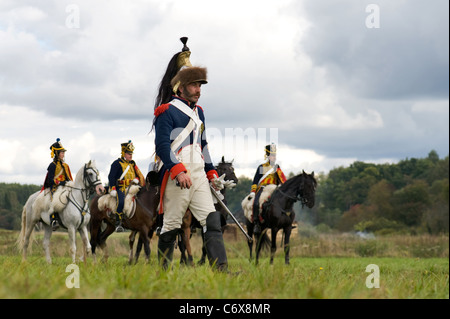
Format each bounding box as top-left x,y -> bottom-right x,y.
176,172 -> 192,189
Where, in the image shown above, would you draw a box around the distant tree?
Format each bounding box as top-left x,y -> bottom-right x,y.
392,180 -> 430,227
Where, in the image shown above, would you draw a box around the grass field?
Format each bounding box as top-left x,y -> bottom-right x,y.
0,229 -> 448,300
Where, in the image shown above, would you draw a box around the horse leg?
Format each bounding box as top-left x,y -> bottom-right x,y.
42,224 -> 53,264
141,230 -> 151,264
79,226 -> 91,263
283,227 -> 292,265
247,222 -> 254,261
255,232 -> 264,265
89,217 -> 102,261
128,231 -> 137,264
178,233 -> 187,265
184,227 -> 194,266
67,225 -> 77,263
198,232 -> 207,265
270,228 -> 278,265
98,223 -> 115,262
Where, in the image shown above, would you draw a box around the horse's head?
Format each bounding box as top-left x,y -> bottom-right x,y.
299,170 -> 317,209
84,160 -> 105,195
215,156 -> 239,185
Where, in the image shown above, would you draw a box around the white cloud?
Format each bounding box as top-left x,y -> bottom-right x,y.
0,0 -> 448,185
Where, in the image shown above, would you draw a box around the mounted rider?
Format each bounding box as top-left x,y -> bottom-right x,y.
153,37 -> 229,271
250,143 -> 287,234
108,140 -> 145,231
42,138 -> 73,230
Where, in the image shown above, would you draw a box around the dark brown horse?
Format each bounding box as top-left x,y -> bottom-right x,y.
89,175 -> 159,264
178,156 -> 239,265
245,171 -> 317,265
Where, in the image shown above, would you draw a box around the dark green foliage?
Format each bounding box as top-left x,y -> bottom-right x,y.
0,183 -> 41,229
1,150 -> 448,234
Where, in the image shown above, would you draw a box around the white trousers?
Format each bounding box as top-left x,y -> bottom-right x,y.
160,145 -> 215,234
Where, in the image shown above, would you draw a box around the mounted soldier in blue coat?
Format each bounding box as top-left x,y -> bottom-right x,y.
108,140 -> 145,231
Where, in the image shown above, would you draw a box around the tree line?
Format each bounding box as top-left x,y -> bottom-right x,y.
225,150 -> 449,235
1,150 -> 448,235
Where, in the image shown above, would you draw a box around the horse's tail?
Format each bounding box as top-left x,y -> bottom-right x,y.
17,204 -> 29,252
255,230 -> 271,252
260,232 -> 271,251
17,193 -> 37,252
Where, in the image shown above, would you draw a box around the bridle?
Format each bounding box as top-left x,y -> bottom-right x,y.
275,187 -> 309,208
65,164 -> 102,227
272,177 -> 315,208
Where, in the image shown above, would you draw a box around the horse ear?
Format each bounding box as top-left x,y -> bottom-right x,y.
302,169 -> 306,175
221,156 -> 225,163
88,160 -> 92,166
311,171 -> 314,177
231,158 -> 234,163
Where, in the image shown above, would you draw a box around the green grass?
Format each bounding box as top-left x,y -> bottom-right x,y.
0,230 -> 448,299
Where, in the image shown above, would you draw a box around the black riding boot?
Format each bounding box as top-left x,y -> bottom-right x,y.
204,211 -> 228,272
252,188 -> 263,234
50,213 -> 59,231
115,212 -> 124,232
157,229 -> 178,270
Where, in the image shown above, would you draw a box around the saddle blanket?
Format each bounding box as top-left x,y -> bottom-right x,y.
241,184 -> 277,222
98,185 -> 140,219
33,182 -> 74,214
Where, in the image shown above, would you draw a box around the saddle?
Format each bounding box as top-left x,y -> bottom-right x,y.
98,185 -> 141,219
50,182 -> 74,213
33,182 -> 74,215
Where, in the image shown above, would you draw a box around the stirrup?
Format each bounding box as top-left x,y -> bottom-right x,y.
51,220 -> 59,231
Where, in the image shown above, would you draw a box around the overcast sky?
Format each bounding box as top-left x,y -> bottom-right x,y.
1,0 -> 448,185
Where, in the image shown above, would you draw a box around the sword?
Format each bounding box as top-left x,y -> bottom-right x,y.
210,185 -> 253,244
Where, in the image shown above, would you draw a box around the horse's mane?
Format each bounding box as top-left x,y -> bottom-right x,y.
278,172 -> 317,192
279,173 -> 303,192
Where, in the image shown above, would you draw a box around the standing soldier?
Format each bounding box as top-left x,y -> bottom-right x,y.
250,143 -> 287,234
153,37 -> 228,271
43,138 -> 73,230
108,140 -> 145,231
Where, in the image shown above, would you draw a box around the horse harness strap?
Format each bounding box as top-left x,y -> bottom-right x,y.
66,187 -> 89,229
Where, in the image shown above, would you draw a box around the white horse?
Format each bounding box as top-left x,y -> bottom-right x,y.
18,160 -> 105,263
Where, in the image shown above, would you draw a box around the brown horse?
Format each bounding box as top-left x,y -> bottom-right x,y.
89,174 -> 159,264
244,171 -> 317,265
178,156 -> 239,265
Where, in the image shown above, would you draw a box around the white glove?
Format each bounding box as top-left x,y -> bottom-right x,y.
247,192 -> 255,200
223,179 -> 236,189
110,189 -> 117,197
132,178 -> 139,185
212,174 -> 226,191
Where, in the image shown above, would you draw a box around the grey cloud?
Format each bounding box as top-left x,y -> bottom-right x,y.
298,0 -> 449,100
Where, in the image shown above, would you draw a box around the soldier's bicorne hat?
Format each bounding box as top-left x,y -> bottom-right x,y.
154,37 -> 207,109
50,138 -> 67,158
121,140 -> 135,157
